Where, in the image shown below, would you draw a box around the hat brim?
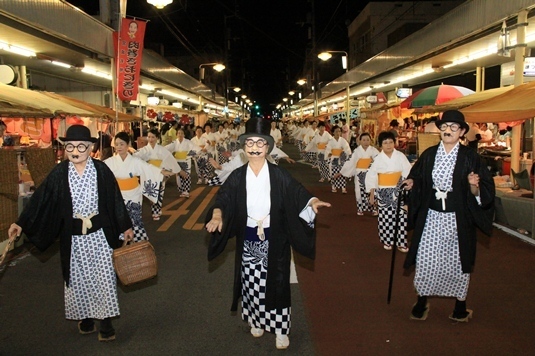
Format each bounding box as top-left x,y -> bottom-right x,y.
238,133 -> 275,154
59,137 -> 98,143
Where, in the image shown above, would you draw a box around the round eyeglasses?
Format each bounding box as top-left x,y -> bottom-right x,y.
244,139 -> 267,148
65,143 -> 91,153
439,123 -> 461,132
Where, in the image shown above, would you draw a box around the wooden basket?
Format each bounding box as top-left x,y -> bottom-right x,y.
113,240 -> 157,286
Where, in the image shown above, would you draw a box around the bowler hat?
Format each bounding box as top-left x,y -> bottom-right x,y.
435,110 -> 469,132
238,117 -> 275,154
59,125 -> 97,143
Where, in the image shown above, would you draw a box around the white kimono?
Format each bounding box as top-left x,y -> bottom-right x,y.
134,143 -> 181,173
165,138 -> 199,171
104,154 -> 163,241
365,149 -> 412,248
341,145 -> 380,212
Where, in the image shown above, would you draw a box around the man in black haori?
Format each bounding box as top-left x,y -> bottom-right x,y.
205,117 -> 330,350
8,125 -> 133,341
402,110 -> 495,322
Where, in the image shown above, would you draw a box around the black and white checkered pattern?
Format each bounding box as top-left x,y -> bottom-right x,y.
208,176 -> 223,186
305,152 -> 317,165
376,187 -> 407,247
356,171 -> 372,212
241,239 -> 290,335
176,162 -> 191,194
330,164 -> 346,189
318,157 -> 329,181
151,181 -> 165,217
414,210 -> 469,299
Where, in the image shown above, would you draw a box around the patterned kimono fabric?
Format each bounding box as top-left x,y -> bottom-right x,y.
376,178 -> 408,248
318,152 -> 329,181
177,160 -> 192,194
65,160 -> 119,320
356,170 -> 373,213
414,144 -> 469,299
330,154 -> 348,191
241,227 -> 290,336
217,143 -> 230,166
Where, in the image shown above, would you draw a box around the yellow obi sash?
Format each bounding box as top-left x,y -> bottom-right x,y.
378,172 -> 401,186
174,151 -> 188,160
116,177 -> 139,191
199,145 -> 206,149
210,141 -> 216,147
148,159 -> 162,167
331,148 -> 344,157
356,158 -> 372,169
317,142 -> 327,150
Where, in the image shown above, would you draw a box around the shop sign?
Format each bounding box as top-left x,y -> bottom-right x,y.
329,108 -> 359,122
115,19 -> 147,101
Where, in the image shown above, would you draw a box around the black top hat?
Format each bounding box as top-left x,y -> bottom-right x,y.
435,110 -> 469,132
59,125 -> 98,143
238,117 -> 275,154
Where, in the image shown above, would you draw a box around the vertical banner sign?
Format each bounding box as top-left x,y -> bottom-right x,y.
115,19 -> 146,101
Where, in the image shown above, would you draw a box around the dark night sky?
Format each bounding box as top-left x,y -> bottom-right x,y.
68,1 -> 454,113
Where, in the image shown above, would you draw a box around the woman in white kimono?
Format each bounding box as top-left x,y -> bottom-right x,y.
304,122 -> 332,182
165,128 -> 199,198
191,126 -> 211,184
365,131 -> 412,252
339,132 -> 380,215
325,126 -> 351,193
134,128 -> 184,220
105,131 -> 171,241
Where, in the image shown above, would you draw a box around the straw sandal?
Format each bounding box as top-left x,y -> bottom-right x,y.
449,309 -> 473,322
410,302 -> 430,321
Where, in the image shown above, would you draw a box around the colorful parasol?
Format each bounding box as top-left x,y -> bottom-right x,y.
400,84 -> 474,109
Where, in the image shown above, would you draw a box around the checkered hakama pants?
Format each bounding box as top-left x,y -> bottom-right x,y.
151,181 -> 165,217
356,171 -> 373,212
305,152 -> 317,165
318,154 -> 329,180
176,161 -> 191,194
330,158 -> 346,189
125,200 -> 148,242
241,227 -> 291,335
376,186 -> 407,247
296,140 -> 305,160
414,209 -> 470,299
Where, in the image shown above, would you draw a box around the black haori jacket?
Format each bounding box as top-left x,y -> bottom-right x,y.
403,144 -> 495,273
206,162 -> 316,311
16,159 -> 132,286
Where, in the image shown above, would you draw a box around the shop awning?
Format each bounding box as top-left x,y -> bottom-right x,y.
0,83 -> 140,121
461,81 -> 535,123
413,86 -> 514,114
41,92 -> 141,122
0,83 -> 98,118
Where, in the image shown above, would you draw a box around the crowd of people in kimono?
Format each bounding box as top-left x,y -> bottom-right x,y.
7,111 -> 495,350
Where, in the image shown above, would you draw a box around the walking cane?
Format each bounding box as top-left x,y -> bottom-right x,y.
387,183 -> 407,304
0,237 -> 16,266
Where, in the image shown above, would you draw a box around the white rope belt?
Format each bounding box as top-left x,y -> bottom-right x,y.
248,214 -> 269,241
74,212 -> 97,235
434,188 -> 449,211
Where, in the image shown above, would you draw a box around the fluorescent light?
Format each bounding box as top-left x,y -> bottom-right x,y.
51,61 -> 72,68
81,67 -> 112,80
0,41 -> 36,57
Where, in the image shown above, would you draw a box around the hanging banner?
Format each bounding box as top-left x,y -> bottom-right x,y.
115,19 -> 147,101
